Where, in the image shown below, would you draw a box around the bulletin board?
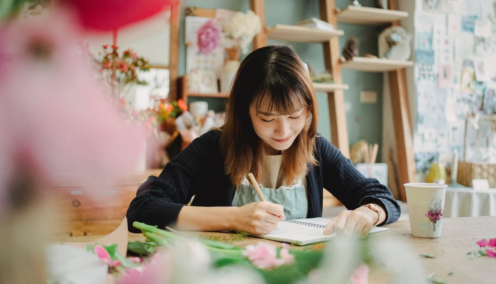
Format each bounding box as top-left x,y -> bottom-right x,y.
413,0 -> 496,174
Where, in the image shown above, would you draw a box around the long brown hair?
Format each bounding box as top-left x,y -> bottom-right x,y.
220,45 -> 318,186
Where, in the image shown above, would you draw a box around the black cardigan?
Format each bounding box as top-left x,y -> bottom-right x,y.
127,130 -> 400,232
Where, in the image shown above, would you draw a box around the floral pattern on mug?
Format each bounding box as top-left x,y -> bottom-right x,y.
425,198 -> 444,231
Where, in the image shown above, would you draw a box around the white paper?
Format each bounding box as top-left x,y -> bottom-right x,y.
447,14 -> 461,37
455,33 -> 474,60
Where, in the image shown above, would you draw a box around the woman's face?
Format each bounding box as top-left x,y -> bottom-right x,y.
249,100 -> 308,155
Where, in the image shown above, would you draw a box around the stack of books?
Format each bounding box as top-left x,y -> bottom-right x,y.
295,18 -> 335,31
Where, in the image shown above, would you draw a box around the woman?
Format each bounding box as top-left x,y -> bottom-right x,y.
127,45 -> 400,238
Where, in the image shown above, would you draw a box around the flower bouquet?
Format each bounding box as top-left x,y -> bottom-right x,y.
221,10 -> 261,58
79,221 -> 429,284
98,44 -> 151,96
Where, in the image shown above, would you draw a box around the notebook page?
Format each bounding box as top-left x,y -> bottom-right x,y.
293,217 -> 390,234
259,220 -> 334,245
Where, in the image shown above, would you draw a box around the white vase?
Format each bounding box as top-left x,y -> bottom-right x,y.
220,60 -> 240,94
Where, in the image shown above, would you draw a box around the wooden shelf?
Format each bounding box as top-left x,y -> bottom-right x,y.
313,82 -> 349,92
336,6 -> 408,25
340,57 -> 413,72
267,24 -> 344,43
185,93 -> 228,99
181,76 -> 229,103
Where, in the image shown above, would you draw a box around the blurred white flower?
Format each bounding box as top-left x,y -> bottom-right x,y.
222,10 -> 261,54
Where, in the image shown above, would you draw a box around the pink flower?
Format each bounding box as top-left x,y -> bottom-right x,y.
477,239 -> 489,247
350,264 -> 369,284
243,242 -> 294,270
280,243 -> 295,264
488,238 -> 496,248
116,252 -> 169,284
127,257 -> 142,263
425,204 -> 444,223
197,19 -> 221,55
486,249 -> 496,258
0,9 -> 144,213
94,245 -> 122,267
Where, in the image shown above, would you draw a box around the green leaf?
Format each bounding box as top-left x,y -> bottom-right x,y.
114,253 -> 140,269
419,254 -> 436,258
200,239 -> 241,250
127,241 -> 156,256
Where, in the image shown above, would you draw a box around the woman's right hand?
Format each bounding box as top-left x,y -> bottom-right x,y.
235,201 -> 285,235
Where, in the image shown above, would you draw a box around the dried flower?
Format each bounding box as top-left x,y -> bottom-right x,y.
197,19 -> 222,55
222,10 -> 261,54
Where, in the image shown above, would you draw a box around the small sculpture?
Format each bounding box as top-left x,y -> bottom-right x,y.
378,26 -> 411,61
342,37 -> 359,61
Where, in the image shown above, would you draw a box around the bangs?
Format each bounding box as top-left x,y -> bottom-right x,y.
253,77 -> 309,115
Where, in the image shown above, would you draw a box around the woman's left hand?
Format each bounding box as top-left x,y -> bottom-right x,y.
323,207 -> 378,239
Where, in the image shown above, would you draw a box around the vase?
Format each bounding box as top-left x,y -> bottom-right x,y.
224,45 -> 240,62
220,60 -> 240,94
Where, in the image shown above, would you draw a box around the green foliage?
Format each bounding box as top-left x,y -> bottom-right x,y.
127,241 -> 157,256
132,221 -> 326,284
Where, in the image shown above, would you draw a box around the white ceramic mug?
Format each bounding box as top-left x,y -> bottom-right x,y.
404,183 -> 447,238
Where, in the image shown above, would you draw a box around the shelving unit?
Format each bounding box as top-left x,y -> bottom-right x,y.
267,25 -> 343,42
251,0 -> 414,201
336,5 -> 408,25
183,0 -> 415,202
335,2 -> 415,201
313,82 -> 349,92
181,76 -> 228,104
340,57 -> 413,72
252,0 -> 351,158
181,76 -> 348,102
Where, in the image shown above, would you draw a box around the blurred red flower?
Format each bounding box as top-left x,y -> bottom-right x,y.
61,0 -> 173,31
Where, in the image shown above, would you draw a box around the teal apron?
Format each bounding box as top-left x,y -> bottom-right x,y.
232,183 -> 308,219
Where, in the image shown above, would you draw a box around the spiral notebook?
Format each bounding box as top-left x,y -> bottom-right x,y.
255,217 -> 389,246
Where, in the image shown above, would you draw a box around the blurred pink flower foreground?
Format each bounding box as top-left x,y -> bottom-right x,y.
243,242 -> 294,270
0,9 -> 144,211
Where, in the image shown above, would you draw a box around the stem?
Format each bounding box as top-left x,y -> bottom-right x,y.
133,222 -> 180,240
143,232 -> 170,248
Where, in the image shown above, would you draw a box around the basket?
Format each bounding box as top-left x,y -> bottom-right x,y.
457,116 -> 496,187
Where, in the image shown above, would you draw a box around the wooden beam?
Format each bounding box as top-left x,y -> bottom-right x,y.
319,0 -> 350,158
388,69 -> 415,201
250,0 -> 267,49
387,0 -> 415,201
168,0 -> 181,101
184,6 -> 216,17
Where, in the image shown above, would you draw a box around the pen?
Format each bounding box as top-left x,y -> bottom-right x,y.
247,173 -> 284,220
247,173 -> 265,201
187,195 -> 195,206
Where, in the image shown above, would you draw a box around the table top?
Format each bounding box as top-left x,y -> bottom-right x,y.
58,217 -> 496,284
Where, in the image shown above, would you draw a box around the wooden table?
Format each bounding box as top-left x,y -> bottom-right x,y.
58,217 -> 496,284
